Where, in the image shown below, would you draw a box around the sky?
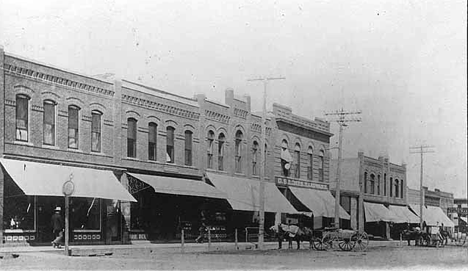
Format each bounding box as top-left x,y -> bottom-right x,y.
0,0 -> 466,197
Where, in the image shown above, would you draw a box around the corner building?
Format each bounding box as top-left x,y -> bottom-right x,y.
0,48 -> 345,246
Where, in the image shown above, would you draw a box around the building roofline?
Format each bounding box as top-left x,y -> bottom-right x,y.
275,117 -> 333,137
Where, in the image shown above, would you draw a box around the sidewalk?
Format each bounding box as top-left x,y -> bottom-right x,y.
0,240 -> 402,255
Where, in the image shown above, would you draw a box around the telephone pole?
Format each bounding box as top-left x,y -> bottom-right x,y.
410,145 -> 435,229
247,76 -> 285,249
325,108 -> 361,228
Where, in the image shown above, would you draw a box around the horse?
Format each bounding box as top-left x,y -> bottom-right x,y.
269,223 -> 314,249
401,229 -> 422,246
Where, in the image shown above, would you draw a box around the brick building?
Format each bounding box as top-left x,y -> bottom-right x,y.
330,153 -> 415,239
0,48 -> 342,246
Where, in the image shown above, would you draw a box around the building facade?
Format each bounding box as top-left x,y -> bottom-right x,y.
330,152 -> 408,239
0,48 -> 336,246
406,187 -> 454,215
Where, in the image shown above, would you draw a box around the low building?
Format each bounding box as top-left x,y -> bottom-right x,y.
330,152 -> 411,240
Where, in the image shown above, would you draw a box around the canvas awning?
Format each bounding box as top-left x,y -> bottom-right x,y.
288,186 -> 350,219
0,159 -> 136,202
409,204 -> 455,227
460,217 -> 467,223
388,205 -> 420,224
206,172 -> 299,214
127,173 -> 226,199
364,202 -> 399,222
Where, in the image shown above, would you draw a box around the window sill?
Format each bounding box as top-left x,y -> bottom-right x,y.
123,157 -> 140,162
73,229 -> 101,233
13,141 -> 34,146
90,151 -> 107,157
42,144 -> 60,150
234,173 -> 246,177
67,148 -> 83,153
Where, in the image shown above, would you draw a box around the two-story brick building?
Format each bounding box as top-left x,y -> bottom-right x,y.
330,152 -> 418,239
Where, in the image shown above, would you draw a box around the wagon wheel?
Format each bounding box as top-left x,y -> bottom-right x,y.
321,232 -> 335,251
352,232 -> 369,251
338,237 -> 355,251
312,237 -> 329,251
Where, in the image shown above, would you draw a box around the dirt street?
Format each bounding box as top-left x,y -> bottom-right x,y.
1,245 -> 467,270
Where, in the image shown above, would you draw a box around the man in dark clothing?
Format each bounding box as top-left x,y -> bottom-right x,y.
51,207 -> 64,248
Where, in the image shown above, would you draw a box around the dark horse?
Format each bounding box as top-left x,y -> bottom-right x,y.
269,223 -> 314,249
401,229 -> 422,246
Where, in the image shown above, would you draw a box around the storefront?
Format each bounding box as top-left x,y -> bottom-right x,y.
205,173 -> 299,241
1,159 -> 136,245
126,173 -> 229,241
275,176 -> 350,229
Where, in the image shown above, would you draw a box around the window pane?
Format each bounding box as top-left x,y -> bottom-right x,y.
70,198 -> 101,231
91,113 -> 101,152
91,132 -> 101,152
166,127 -> 175,163
43,102 -> 55,145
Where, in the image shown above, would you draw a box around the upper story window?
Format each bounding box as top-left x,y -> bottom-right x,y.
264,143 -> 268,173
294,143 -> 301,179
184,130 -> 193,166
16,95 -> 29,141
384,174 -> 387,196
218,133 -> 225,171
369,174 -> 375,194
207,130 -> 214,169
68,105 -> 80,149
148,123 -> 157,161
127,118 -> 137,158
389,177 -> 393,197
91,111 -> 102,152
166,127 -> 175,163
307,147 -> 313,180
377,175 -> 381,195
280,140 -> 292,177
43,100 -> 56,146
400,179 -> 404,198
318,150 -> 324,182
235,130 -> 243,173
252,141 -> 259,176
394,179 -> 399,198
364,172 -> 368,193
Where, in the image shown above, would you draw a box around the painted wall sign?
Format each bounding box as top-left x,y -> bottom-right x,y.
275,176 -> 328,190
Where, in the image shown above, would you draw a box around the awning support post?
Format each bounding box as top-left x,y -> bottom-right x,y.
235,229 -> 238,250
64,195 -> 70,256
181,228 -> 185,253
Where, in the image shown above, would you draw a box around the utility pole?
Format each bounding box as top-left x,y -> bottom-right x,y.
410,145 -> 435,229
325,108 -> 361,228
247,76 -> 285,249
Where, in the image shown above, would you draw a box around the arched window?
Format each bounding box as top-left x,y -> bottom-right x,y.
68,105 -> 80,149
43,100 -> 56,145
184,130 -> 193,166
91,111 -> 102,152
394,179 -> 399,198
364,172 -> 368,193
166,127 -> 175,163
252,141 -> 259,176
294,143 -> 301,178
384,174 -> 387,196
127,118 -> 137,158
389,177 -> 393,197
318,150 -> 325,182
370,174 -> 375,194
235,130 -> 243,173
207,130 -> 215,169
400,179 -> 404,198
264,143 -> 268,173
218,133 -> 225,171
377,175 -> 381,195
148,123 -> 157,161
16,94 -> 29,141
307,147 -> 313,180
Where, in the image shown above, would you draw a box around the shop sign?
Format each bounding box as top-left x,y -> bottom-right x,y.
275,176 -> 328,190
447,207 -> 468,214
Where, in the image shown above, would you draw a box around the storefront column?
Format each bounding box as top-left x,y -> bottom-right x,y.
120,173 -> 131,244
350,197 -> 358,230
358,196 -> 364,232
385,222 -> 391,240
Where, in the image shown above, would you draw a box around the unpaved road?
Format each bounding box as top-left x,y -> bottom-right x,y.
1,245 -> 467,270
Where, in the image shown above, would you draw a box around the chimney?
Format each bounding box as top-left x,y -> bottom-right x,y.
225,88 -> 234,107
243,94 -> 251,112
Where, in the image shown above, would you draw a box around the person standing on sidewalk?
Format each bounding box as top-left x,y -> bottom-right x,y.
51,207 -> 64,248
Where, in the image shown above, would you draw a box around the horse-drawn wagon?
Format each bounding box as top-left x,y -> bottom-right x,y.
270,223 -> 369,251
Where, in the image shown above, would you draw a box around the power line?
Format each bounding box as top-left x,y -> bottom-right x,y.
409,145 -> 435,229
325,108 -> 361,230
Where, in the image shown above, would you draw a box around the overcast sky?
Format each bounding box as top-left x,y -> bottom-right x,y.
1,0 -> 466,197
